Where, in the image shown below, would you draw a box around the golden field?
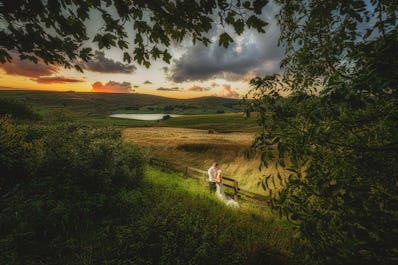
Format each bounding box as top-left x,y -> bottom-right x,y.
123,127 -> 283,194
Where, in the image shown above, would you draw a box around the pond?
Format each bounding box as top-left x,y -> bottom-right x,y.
109,113 -> 183,121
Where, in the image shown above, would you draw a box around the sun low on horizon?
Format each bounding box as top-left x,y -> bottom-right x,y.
0,1 -> 282,100
0,42 -> 280,99
0,55 -> 252,99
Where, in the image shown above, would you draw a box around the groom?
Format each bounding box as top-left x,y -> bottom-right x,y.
207,162 -> 218,193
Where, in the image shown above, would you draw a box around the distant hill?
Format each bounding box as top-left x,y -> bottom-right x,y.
0,90 -> 243,116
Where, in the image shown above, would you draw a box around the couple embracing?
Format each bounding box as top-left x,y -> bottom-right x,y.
208,162 -> 239,207
208,162 -> 223,193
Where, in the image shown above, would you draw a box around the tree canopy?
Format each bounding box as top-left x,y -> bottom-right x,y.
2,0 -> 398,264
245,1 -> 398,264
0,0 -> 268,69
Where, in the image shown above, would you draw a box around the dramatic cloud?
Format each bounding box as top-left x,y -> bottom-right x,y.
213,84 -> 240,98
91,81 -> 133,93
33,76 -> 84,84
82,51 -> 136,74
143,80 -> 153,84
157,87 -> 182,91
188,85 -> 211,92
0,52 -> 58,78
167,2 -> 282,82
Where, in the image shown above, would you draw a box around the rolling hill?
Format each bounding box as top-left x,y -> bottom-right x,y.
0,90 -> 243,116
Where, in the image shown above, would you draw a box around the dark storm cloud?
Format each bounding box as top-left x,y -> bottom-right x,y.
167,2 -> 283,82
157,87 -> 182,91
82,51 -> 136,74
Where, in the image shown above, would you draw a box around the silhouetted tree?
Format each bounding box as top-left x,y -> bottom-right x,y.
245,1 -> 398,264
0,0 -> 268,69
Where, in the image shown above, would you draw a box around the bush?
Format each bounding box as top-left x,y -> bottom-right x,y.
0,116 -> 43,193
161,114 -> 171,120
0,117 -> 146,195
36,123 -> 145,194
0,117 -> 147,265
0,98 -> 40,120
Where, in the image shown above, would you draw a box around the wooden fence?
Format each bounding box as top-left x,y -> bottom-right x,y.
149,158 -> 270,206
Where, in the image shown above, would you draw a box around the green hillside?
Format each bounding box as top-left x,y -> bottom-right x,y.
158,112 -> 259,132
0,116 -> 293,264
0,90 -> 242,116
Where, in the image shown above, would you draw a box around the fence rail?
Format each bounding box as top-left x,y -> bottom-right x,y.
149,158 -> 269,205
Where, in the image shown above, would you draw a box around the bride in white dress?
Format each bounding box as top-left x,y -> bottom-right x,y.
215,169 -> 239,208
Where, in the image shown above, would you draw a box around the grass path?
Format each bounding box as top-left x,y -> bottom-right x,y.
140,167 -> 295,264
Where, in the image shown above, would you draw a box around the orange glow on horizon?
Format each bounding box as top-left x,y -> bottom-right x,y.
0,70 -> 245,99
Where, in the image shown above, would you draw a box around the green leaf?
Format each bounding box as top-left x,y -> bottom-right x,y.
123,52 -> 131,63
253,0 -> 268,14
233,19 -> 245,35
163,51 -> 172,64
225,11 -> 236,25
218,32 -> 233,48
246,15 -> 268,33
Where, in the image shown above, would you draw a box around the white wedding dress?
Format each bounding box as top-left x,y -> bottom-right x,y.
216,183 -> 239,208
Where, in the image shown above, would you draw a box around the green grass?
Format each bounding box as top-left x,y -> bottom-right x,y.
1,161 -> 295,264
79,116 -> 158,127
131,168 -> 292,264
0,90 -> 243,116
145,167 -> 270,216
158,113 -> 259,132
0,90 -> 259,131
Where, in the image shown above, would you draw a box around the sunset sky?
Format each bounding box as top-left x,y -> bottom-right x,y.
0,2 -> 282,99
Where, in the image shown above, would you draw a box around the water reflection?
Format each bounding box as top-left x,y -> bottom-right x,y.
109,113 -> 183,120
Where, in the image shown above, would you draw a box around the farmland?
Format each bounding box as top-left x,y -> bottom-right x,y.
0,89 -> 243,116
0,90 -> 270,194
123,127 -> 279,194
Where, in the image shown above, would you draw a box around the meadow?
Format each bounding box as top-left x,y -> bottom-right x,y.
0,110 -> 295,265
3,89 -> 394,264
122,126 -> 280,194
0,91 -> 270,195
1,1 -> 396,263
0,90 -> 242,116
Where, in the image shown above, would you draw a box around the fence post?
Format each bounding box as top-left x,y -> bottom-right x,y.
234,180 -> 239,199
184,166 -> 188,178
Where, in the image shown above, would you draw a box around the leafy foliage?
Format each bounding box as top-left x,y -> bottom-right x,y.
0,117 -> 147,265
0,98 -> 40,120
245,1 -> 398,264
0,116 -> 291,264
0,116 -> 146,195
0,0 -> 269,68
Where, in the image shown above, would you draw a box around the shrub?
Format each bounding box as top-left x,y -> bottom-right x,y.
0,116 -> 146,197
0,116 -> 43,193
0,98 -> 40,120
161,114 -> 171,120
0,118 -> 147,265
